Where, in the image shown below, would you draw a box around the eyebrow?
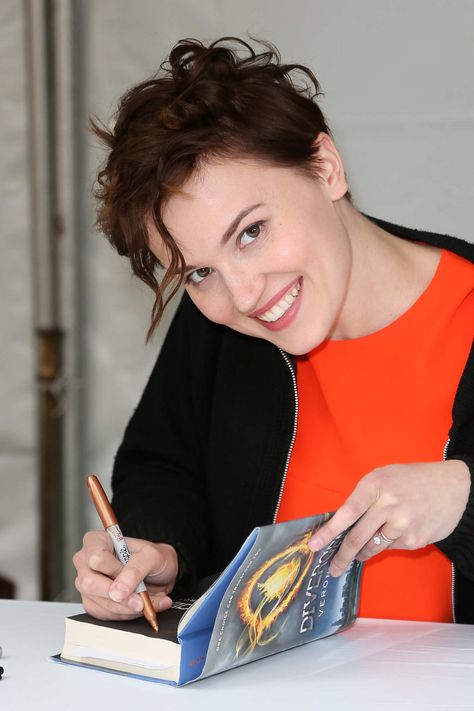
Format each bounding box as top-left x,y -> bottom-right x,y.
184,202 -> 264,273
221,203 -> 263,245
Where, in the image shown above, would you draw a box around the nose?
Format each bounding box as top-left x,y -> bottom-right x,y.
221,266 -> 265,315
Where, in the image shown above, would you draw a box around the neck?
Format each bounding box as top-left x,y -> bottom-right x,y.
330,202 -> 441,340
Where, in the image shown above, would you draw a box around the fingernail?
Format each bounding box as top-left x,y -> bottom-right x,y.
128,595 -> 143,612
157,596 -> 171,612
109,582 -> 128,602
329,563 -> 341,577
308,536 -> 322,551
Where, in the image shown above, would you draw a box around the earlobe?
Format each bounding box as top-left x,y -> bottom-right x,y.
312,132 -> 348,201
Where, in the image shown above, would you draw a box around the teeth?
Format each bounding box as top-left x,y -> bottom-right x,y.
257,281 -> 301,323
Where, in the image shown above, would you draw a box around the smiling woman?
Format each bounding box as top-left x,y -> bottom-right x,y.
92,37 -> 333,339
74,37 -> 474,626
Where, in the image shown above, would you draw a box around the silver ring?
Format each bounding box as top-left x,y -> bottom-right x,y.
372,529 -> 395,546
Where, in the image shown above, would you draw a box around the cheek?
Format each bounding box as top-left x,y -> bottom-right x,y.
306,225 -> 351,282
274,214 -> 326,266
185,288 -> 234,325
268,237 -> 310,273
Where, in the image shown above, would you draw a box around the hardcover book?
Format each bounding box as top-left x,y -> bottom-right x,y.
59,513 -> 362,685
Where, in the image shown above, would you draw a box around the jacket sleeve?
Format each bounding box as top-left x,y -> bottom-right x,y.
436,343 -> 474,582
111,294 -> 224,597
436,455 -> 474,582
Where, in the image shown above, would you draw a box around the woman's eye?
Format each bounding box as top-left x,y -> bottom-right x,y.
239,222 -> 262,247
186,267 -> 213,285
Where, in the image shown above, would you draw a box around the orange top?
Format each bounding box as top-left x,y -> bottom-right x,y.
277,249 -> 474,621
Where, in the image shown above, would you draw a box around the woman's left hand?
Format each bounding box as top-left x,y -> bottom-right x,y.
308,459 -> 470,576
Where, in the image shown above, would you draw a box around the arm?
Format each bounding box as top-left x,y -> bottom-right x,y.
74,294 -> 226,619
111,293 -> 225,596
437,343 -> 474,579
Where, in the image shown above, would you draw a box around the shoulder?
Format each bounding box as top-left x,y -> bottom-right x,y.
366,215 -> 474,263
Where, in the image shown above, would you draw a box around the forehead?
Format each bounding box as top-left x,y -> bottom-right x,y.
149,160 -> 261,264
149,158 -> 315,265
165,159 -> 269,217
161,158 -> 309,227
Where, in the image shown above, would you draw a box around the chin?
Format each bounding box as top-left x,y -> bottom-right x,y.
282,345 -> 314,357
274,334 -> 325,357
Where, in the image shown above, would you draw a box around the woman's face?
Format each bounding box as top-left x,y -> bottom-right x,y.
150,144 -> 352,355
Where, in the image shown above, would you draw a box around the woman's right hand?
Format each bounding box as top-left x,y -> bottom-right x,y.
73,531 -> 179,621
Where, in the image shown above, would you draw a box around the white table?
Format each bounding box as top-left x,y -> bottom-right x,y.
1,600 -> 473,710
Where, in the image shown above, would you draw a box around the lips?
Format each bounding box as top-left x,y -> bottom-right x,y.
249,277 -> 302,331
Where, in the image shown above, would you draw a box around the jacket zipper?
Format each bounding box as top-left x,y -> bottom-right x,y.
444,436 -> 456,623
273,349 -> 299,523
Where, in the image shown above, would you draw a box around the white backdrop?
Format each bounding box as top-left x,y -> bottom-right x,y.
1,1 -> 35,598
2,0 -> 473,599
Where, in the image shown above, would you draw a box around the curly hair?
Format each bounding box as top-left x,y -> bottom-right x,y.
92,37 -> 334,339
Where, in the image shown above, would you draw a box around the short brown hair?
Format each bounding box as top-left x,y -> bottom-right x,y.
92,37 -> 333,338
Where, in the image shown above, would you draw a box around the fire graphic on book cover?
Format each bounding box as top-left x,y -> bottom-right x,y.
235,530 -> 316,657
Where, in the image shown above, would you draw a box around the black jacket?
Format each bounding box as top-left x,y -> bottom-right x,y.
112,219 -> 474,623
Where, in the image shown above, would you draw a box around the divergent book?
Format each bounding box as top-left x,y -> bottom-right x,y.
58,513 -> 362,685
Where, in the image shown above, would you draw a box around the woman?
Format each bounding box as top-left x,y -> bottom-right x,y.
73,37 -> 474,624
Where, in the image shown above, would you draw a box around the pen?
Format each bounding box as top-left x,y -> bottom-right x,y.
86,474 -> 159,632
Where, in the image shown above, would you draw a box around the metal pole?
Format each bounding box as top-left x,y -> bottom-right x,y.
23,1 -> 58,328
24,0 -> 86,600
24,0 -> 63,601
52,0 -> 87,600
36,326 -> 63,600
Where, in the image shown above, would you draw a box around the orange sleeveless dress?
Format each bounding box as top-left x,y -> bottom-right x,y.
276,249 -> 474,621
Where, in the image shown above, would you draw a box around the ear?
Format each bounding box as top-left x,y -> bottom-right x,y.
312,133 -> 348,201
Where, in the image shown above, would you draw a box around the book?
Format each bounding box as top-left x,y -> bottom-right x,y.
58,513 -> 362,685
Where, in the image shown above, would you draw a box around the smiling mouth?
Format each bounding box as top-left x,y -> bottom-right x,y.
255,279 -> 302,323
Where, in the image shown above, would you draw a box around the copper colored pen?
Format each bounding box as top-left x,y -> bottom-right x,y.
86,474 -> 159,632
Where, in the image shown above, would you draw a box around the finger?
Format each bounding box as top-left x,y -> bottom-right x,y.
82,595 -> 140,622
109,544 -> 170,602
125,591 -> 174,616
117,590 -> 174,615
75,571 -> 138,619
329,510 -> 400,577
81,531 -> 124,578
74,548 -> 122,599
74,551 -> 142,613
77,573 -> 173,620
88,547 -> 124,580
308,483 -> 378,551
82,530 -> 113,555
125,540 -> 177,584
355,528 -> 400,563
75,566 -> 126,604
153,593 -> 173,613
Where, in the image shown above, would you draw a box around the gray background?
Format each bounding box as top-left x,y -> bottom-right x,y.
1,0 -> 473,600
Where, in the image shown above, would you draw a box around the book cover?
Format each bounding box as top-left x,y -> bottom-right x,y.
58,513 -> 362,685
